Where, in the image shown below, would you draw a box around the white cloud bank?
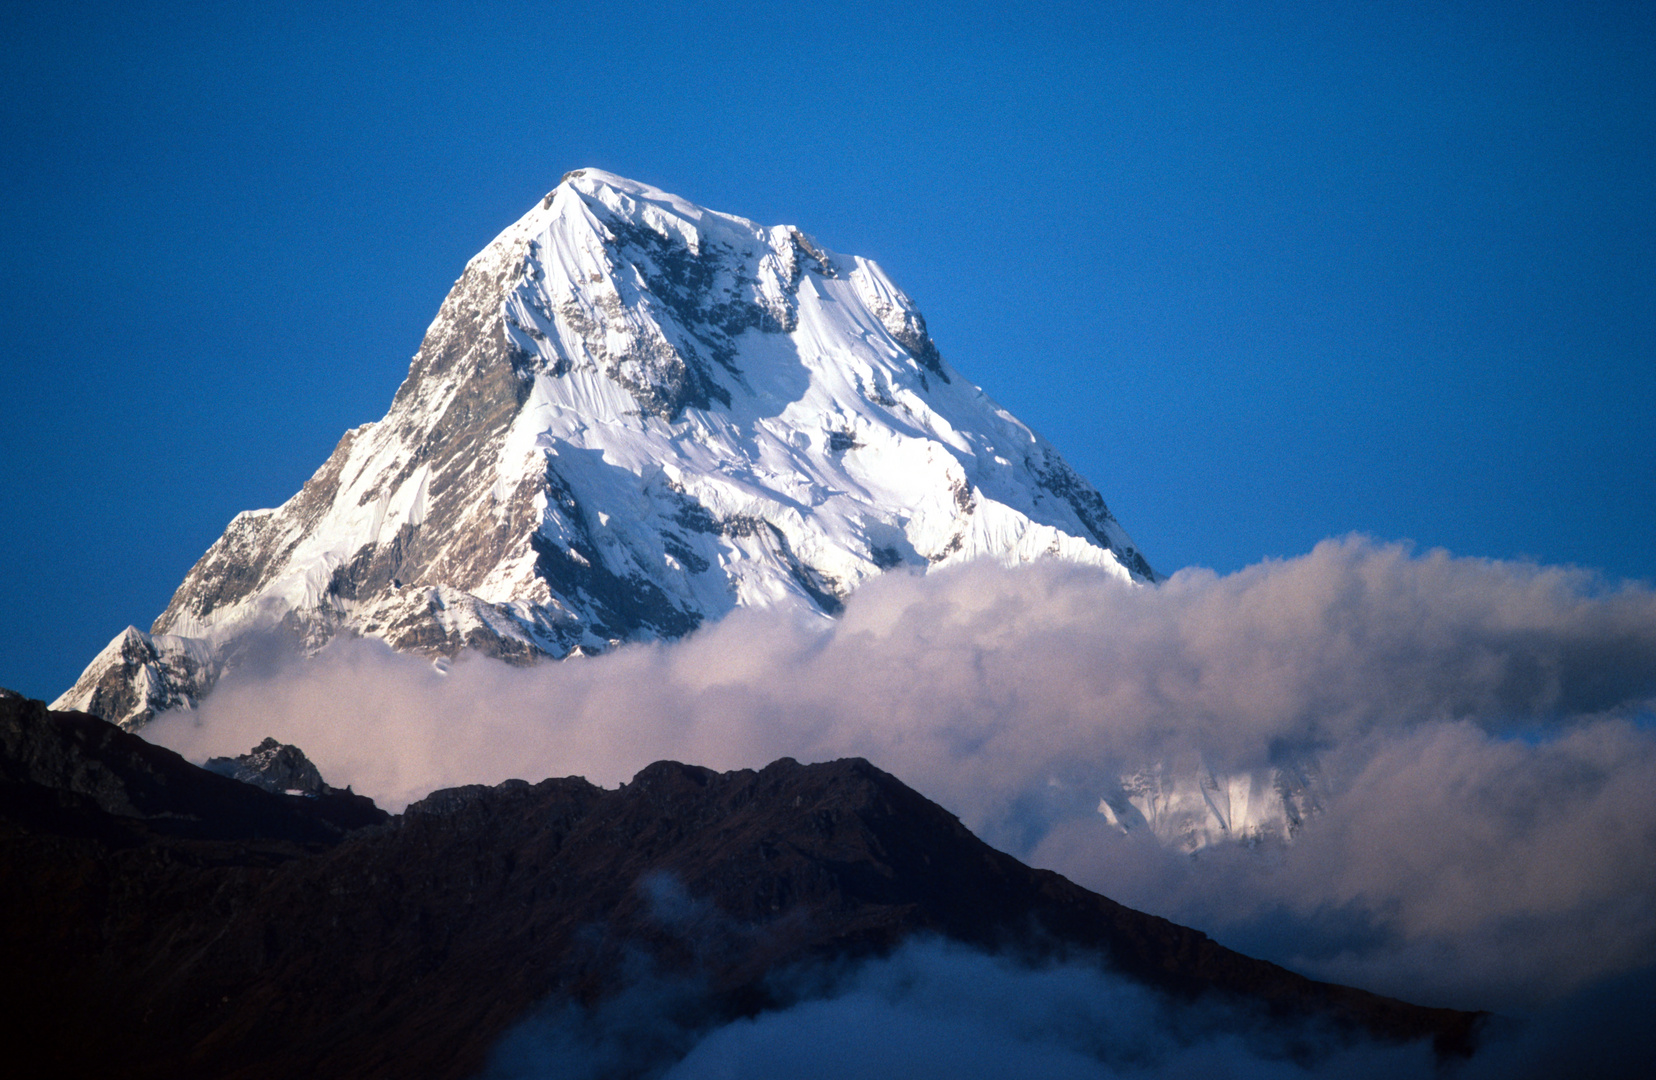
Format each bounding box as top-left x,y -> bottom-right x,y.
146,536 -> 1656,1011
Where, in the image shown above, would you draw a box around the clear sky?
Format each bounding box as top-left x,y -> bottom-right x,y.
2,0 -> 1652,701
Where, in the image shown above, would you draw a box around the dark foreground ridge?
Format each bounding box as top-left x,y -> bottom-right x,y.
0,691 -> 1480,1078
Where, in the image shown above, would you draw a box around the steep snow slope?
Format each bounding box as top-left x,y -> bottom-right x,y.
1098,758 -> 1323,852
57,170 -> 1154,732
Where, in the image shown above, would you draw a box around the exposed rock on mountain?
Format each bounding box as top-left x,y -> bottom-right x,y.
204,737 -> 329,796
0,690 -> 384,845
54,170 -> 1153,731
1,692 -> 1478,1080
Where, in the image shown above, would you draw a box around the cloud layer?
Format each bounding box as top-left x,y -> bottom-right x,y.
146,536 -> 1656,1011
485,937 -> 1442,1080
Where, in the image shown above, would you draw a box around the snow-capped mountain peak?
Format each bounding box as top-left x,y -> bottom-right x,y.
56,169 -> 1154,731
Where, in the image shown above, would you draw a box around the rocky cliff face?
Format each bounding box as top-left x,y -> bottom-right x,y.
0,692 -> 1478,1080
55,170 -> 1154,731
203,737 -> 329,796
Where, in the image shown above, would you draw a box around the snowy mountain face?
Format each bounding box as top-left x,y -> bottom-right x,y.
56,169 -> 1155,735
1097,758 -> 1322,853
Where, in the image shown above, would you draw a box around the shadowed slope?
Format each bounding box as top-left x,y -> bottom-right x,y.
0,692 -> 1477,1079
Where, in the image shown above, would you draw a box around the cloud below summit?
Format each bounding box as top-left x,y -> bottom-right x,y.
147,535 -> 1656,1010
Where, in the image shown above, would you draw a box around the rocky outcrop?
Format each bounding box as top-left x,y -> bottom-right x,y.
203,737 -> 329,796
0,691 -> 383,842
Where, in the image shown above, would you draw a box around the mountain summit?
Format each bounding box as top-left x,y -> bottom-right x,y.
57,170 -> 1154,730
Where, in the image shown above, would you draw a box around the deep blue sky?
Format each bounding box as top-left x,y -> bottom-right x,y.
3,1 -> 1652,701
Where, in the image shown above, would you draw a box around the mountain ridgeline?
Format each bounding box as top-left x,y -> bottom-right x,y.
0,692 -> 1479,1079
56,169 -> 1153,732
